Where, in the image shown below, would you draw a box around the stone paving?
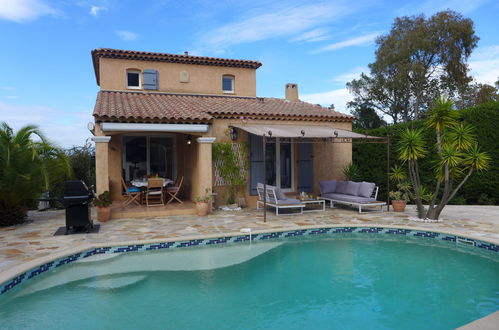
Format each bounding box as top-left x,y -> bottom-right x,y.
1,205 -> 498,281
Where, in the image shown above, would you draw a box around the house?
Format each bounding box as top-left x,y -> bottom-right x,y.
90,48 -> 354,215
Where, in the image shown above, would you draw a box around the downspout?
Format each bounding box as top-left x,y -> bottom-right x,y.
263,133 -> 267,223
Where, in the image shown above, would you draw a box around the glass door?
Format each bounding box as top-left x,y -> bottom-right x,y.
264,138 -> 294,191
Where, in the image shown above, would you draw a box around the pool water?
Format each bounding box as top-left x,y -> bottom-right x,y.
1,237 -> 498,329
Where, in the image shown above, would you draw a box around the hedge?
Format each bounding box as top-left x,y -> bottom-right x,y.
352,102 -> 499,205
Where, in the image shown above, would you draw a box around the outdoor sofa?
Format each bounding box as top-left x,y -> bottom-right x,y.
319,180 -> 385,213
256,183 -> 305,215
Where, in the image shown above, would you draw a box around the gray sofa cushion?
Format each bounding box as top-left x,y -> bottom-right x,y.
275,188 -> 287,200
322,193 -> 375,204
276,198 -> 301,205
359,182 -> 376,198
319,180 -> 337,194
346,181 -> 361,196
335,181 -> 348,194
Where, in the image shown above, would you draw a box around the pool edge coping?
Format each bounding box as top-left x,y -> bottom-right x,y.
1,223 -> 498,287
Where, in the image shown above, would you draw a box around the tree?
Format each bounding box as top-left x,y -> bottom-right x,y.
396,98 -> 490,220
456,82 -> 498,108
0,122 -> 70,226
349,103 -> 387,129
347,11 -> 479,123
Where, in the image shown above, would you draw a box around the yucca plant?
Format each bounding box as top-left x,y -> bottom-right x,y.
397,98 -> 490,220
0,122 -> 70,226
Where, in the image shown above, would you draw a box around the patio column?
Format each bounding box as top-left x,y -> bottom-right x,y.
194,137 -> 216,202
92,136 -> 111,196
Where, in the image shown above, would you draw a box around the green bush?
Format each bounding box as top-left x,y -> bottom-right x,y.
352,102 -> 499,204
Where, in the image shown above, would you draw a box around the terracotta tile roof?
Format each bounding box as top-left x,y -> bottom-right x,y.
91,48 -> 262,85
93,91 -> 353,123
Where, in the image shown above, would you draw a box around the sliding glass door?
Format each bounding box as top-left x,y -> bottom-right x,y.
265,138 -> 293,192
123,135 -> 176,181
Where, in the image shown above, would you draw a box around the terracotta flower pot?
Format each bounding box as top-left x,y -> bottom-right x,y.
195,202 -> 210,216
391,200 -> 407,212
97,206 -> 111,222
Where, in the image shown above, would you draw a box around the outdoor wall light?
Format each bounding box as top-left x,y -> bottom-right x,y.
230,127 -> 238,141
186,135 -> 192,145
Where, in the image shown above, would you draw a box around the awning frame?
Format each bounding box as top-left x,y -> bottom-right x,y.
230,124 -> 390,222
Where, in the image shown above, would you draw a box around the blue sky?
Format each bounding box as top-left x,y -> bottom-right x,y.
0,0 -> 498,148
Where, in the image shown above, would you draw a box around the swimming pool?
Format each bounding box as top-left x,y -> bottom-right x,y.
0,228 -> 498,329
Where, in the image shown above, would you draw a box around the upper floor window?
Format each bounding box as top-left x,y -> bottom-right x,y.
222,75 -> 234,93
127,69 -> 141,89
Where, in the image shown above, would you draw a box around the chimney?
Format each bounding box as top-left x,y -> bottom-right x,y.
184,51 -> 189,56
285,83 -> 299,102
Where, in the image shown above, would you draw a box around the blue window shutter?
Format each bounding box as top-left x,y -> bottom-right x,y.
249,134 -> 264,195
298,143 -> 313,192
143,69 -> 158,90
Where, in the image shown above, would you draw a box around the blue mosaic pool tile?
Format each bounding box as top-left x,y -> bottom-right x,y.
414,231 -> 440,239
28,262 -> 54,279
145,242 -> 175,250
358,228 -> 383,234
113,245 -> 145,253
331,227 -> 356,233
285,230 -> 307,237
309,228 -> 332,235
206,237 -> 233,245
442,236 -> 456,242
386,229 -> 412,235
233,235 -> 252,242
55,253 -> 82,268
260,232 -> 284,240
1,273 -> 26,294
176,239 -> 204,248
476,242 -> 499,252
82,247 -> 112,258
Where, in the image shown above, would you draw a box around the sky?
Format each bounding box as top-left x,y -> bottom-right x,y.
0,0 -> 498,148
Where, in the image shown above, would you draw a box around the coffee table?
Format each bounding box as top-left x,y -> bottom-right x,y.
300,199 -> 325,213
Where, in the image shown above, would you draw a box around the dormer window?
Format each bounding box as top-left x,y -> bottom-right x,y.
222,75 -> 234,93
127,69 -> 141,89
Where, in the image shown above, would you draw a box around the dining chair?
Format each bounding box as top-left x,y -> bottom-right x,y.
166,176 -> 184,204
146,178 -> 164,207
121,177 -> 141,206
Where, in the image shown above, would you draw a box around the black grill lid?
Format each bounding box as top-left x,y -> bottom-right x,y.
64,180 -> 90,197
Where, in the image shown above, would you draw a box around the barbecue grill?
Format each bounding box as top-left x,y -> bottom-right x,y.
63,180 -> 94,234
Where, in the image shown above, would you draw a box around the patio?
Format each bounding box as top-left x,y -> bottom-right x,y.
1,205 -> 498,280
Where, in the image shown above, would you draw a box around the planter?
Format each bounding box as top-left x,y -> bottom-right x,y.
96,206 -> 111,222
195,202 -> 210,216
391,200 -> 407,212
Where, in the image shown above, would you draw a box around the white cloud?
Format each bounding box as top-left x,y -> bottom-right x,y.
291,28 -> 329,43
313,33 -> 379,53
469,45 -> 499,85
89,5 -> 106,17
396,0 -> 492,16
301,88 -> 353,113
330,66 -> 369,84
0,102 -> 93,148
199,2 -> 355,51
115,30 -> 138,41
5,95 -> 19,99
0,0 -> 56,23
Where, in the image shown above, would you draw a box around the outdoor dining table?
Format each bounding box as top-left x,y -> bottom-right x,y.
130,178 -> 174,188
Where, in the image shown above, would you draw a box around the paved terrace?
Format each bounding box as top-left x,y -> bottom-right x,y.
1,205 -> 498,281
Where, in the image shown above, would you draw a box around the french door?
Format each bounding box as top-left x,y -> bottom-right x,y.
265,138 -> 294,192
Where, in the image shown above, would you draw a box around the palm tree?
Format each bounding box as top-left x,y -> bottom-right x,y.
397,98 -> 490,220
0,122 -> 70,226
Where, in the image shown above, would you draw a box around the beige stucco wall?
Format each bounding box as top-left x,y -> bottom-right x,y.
98,58 -> 257,97
209,119 -> 353,208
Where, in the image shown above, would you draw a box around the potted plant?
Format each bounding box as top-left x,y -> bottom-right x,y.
389,165 -> 411,212
195,188 -> 211,216
94,191 -> 112,222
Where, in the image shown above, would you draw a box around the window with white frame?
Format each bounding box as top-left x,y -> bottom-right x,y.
222,75 -> 234,93
127,69 -> 141,89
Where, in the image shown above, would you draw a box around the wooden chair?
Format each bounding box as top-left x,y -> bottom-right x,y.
146,178 -> 164,207
121,177 -> 141,206
166,176 -> 184,204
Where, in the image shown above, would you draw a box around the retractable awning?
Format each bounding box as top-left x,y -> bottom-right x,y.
231,124 -> 381,139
